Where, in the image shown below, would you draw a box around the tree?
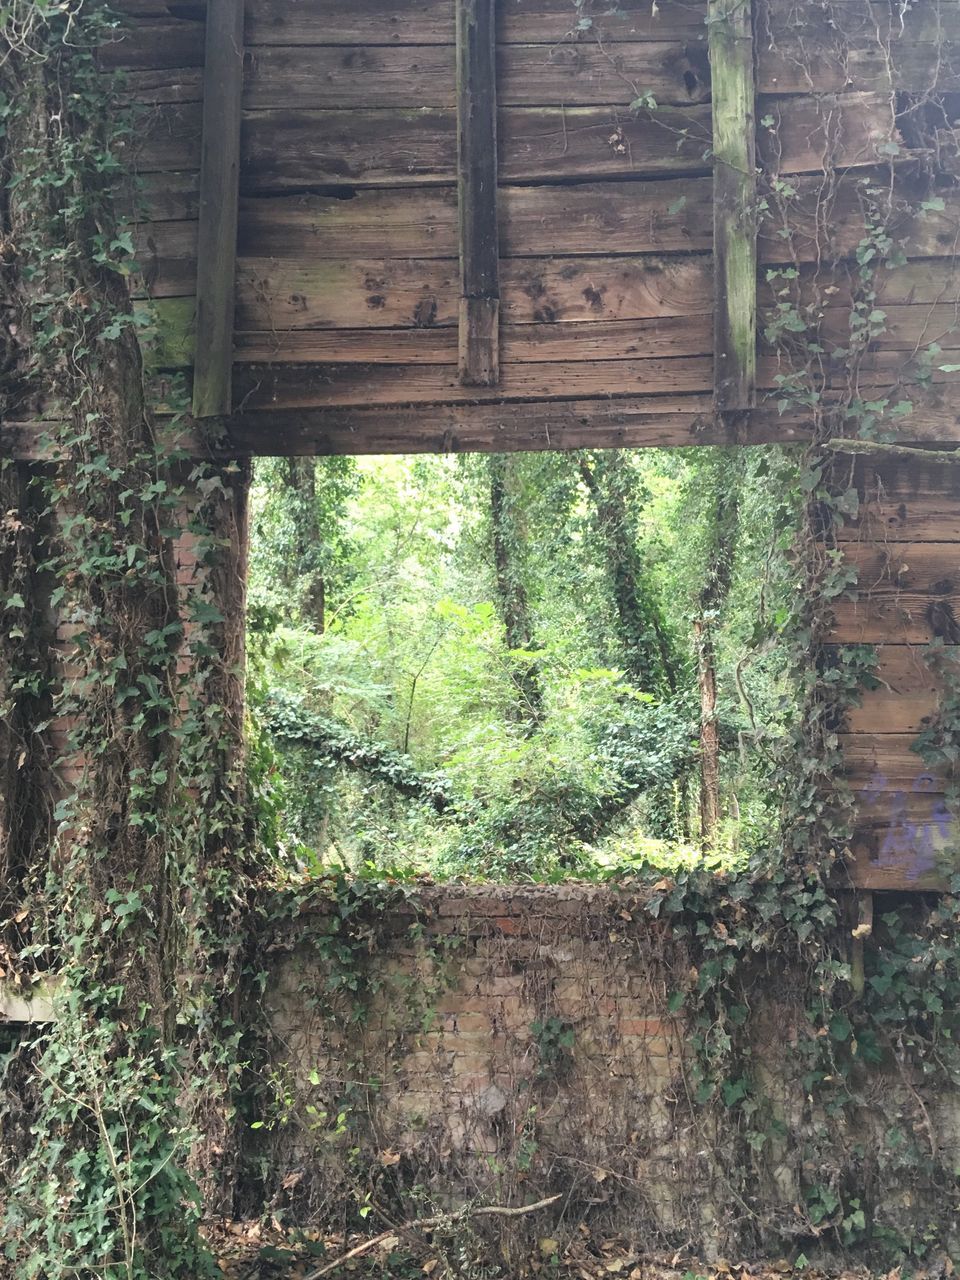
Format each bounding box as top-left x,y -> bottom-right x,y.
488,453 -> 542,725
692,451 -> 742,848
576,450 -> 680,695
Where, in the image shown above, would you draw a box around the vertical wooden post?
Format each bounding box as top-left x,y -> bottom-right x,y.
850,891 -> 874,998
709,0 -> 757,413
456,0 -> 500,387
192,0 -> 245,419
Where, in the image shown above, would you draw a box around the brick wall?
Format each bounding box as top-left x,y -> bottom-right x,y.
254,883 -> 960,1260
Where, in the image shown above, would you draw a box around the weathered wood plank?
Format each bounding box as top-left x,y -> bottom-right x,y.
219,398 -> 724,454
233,356 -> 716,407
239,106 -> 714,188
128,97 -> 888,185
111,0 -> 712,47
227,348 -> 960,408
226,316 -> 716,363
831,539 -> 960,645
709,0 -> 757,411
232,253 -> 714,329
240,43 -> 712,110
847,790 -> 959,889
835,458 -> 960,543
192,0 -> 244,418
842,732 -> 952,791
841,643 -> 948,735
134,176 -> 960,311
233,180 -> 716,259
756,0 -> 960,93
456,0 -> 500,385
757,91 -> 897,176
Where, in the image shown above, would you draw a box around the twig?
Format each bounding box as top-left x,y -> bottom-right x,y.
302,1195 -> 561,1280
821,438 -> 960,464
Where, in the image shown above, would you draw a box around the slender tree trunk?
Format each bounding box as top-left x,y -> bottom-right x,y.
488,454 -> 542,725
694,455 -> 740,849
285,456 -> 326,631
695,618 -> 722,845
577,451 -> 677,695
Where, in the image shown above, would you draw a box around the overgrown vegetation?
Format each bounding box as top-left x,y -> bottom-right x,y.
247,448 -> 799,881
4,0 -> 960,1275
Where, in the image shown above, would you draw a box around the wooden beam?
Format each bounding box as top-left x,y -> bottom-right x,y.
709,0 -> 757,412
192,0 -> 244,418
456,0 -> 500,386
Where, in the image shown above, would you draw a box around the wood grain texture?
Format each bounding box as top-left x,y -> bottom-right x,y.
127,97 -> 890,185
135,170 -> 960,283
842,733 -> 953,792
456,0 -> 500,385
192,0 -> 244,418
224,315 -> 714,363
709,0 -> 757,411
846,789 -> 959,889
218,398 -> 724,454
841,643 -> 948,735
230,254 -> 714,330
835,458 -> 960,544
239,42 -> 713,110
757,91 -> 897,175
232,356 -> 716,408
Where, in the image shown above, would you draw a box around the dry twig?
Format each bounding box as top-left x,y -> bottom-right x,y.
302,1194 -> 562,1280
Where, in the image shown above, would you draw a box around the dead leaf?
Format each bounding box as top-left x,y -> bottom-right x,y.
379,1148 -> 402,1166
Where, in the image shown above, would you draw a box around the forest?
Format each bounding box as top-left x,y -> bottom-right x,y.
248,447 -> 802,880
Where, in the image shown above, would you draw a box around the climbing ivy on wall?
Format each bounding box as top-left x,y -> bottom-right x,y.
0,3 -> 255,1275
3,0 -> 960,1273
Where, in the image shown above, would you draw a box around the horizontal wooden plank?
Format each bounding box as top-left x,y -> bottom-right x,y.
756,91 -> 897,175
846,788 -> 960,889
842,732 -> 952,791
110,40 -> 960,108
124,171 -> 200,222
232,356 -> 715,407
835,458 -> 960,543
233,253 -> 714,329
134,169 -> 960,285
832,597 -> 960,645
220,398 -> 726,454
240,105 -> 712,187
10,390 -> 957,462
128,96 -> 892,184
761,259 -> 960,310
236,180 -> 717,257
242,43 -> 712,109
241,172 -> 960,262
109,0 -> 711,49
842,643 -> 948,735
160,315 -> 715,364
831,541 -> 960,645
225,349 -> 960,408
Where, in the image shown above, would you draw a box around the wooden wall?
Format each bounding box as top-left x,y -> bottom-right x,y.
102,0 -> 960,453
86,1 -> 960,888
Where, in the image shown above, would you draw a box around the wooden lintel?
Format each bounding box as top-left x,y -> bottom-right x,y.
709,0 -> 758,412
192,0 -> 244,418
456,0 -> 500,387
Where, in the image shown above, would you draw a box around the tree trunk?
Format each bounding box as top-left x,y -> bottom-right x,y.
695,618 -> 722,846
694,454 -> 740,849
285,456 -> 326,631
577,451 -> 678,695
489,454 -> 542,725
